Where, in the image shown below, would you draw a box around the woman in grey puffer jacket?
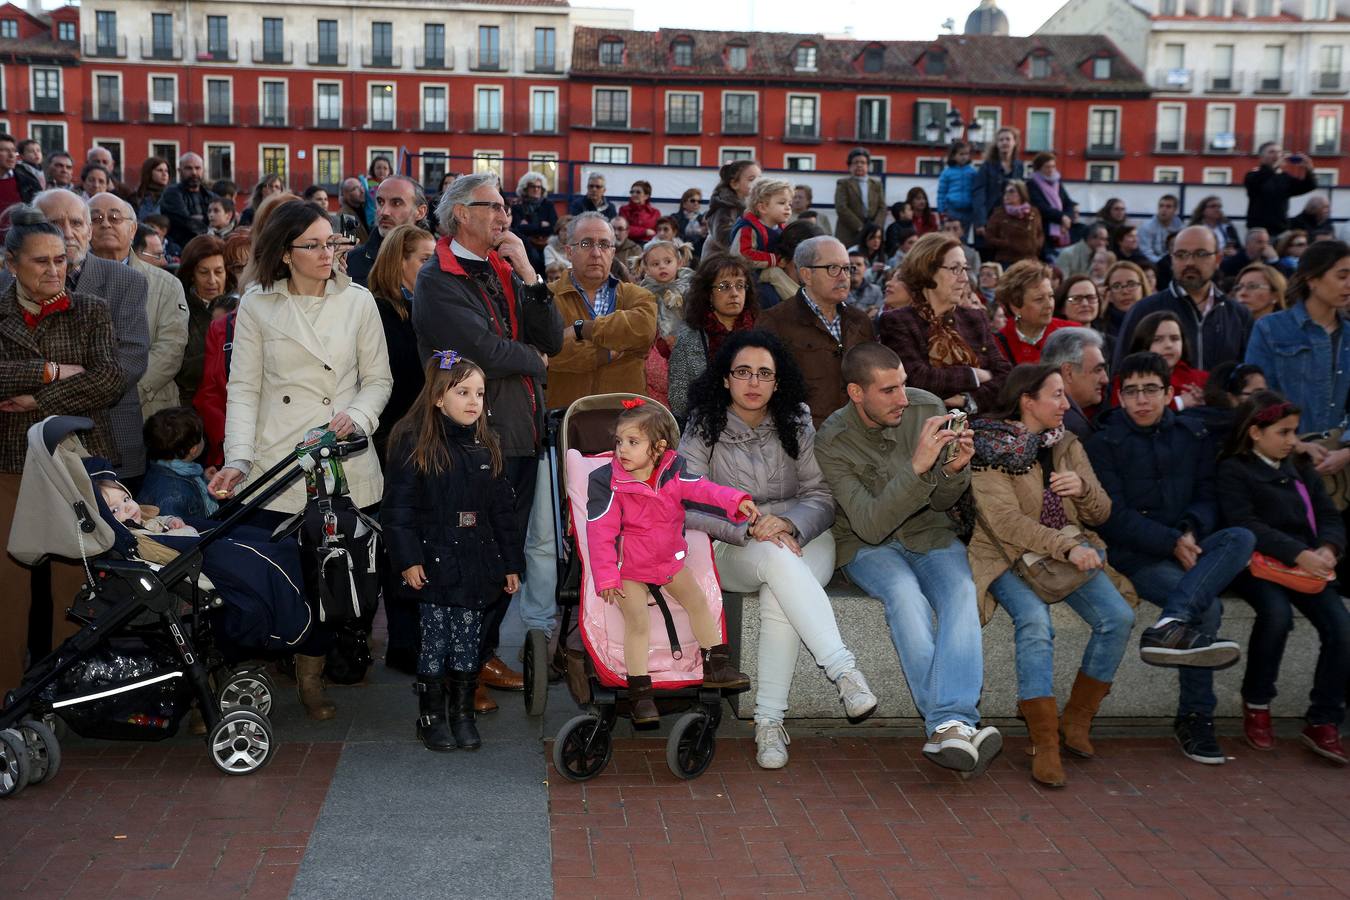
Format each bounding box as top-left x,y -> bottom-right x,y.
678,330 -> 877,770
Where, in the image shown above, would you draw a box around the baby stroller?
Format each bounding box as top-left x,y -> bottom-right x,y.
547,394 -> 747,782
0,416 -> 367,798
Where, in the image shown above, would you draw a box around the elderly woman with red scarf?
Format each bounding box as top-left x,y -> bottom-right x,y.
667,253 -> 758,422
879,233 -> 1010,413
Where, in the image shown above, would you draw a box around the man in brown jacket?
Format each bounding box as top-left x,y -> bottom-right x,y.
757,236 -> 875,427
833,148 -> 885,246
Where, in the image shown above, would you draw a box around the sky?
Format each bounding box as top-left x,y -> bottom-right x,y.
570,0 -> 1070,41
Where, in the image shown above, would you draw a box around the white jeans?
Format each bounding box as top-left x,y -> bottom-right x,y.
714,531 -> 853,724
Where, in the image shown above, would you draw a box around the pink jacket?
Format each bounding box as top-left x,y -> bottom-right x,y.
585,450 -> 749,591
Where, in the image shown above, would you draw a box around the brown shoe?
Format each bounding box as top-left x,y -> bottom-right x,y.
479,656 -> 524,691
700,644 -> 750,690
626,675 -> 660,725
1060,671 -> 1112,758
473,683 -> 499,713
1019,696 -> 1066,788
295,654 -> 336,721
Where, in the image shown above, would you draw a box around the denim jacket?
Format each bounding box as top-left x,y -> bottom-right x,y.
1244,302 -> 1350,435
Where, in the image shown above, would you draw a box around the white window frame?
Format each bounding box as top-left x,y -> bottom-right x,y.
588,144 -> 631,165
419,148 -> 450,190
1087,104 -> 1121,151
257,77 -> 287,127
915,156 -> 944,175
91,70 -> 124,121
1203,102 -> 1237,151
856,95 -> 890,142
868,155 -> 887,174
203,140 -> 235,182
664,89 -> 702,133
1202,167 -> 1231,184
785,92 -> 821,140
1153,166 -> 1183,183
1155,102 -> 1186,151
366,81 -> 397,130
313,80 -> 342,128
201,74 -> 233,125
664,145 -> 700,166
1086,162 -> 1119,182
90,137 -> 124,178
720,90 -> 758,133
592,85 -> 631,129
1312,104 -> 1342,153
419,82 -> 450,131
28,121 -> 66,151
312,143 -> 343,187
148,140 -> 180,170
1253,103 -> 1285,151
474,84 -> 503,131
792,43 -> 817,72
366,146 -> 396,171
258,143 -> 290,185
527,152 -> 559,192
471,150 -> 505,180
783,153 -> 815,170
1025,107 -> 1055,152
529,86 -> 558,133
30,67 -> 63,110
719,146 -> 755,164
145,73 -> 179,122
1092,56 -> 1112,80
1312,168 -> 1337,187
972,106 -> 1001,145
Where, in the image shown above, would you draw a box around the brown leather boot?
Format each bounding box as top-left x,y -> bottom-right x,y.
295,654 -> 336,721
1060,671 -> 1112,759
479,656 -> 524,691
1019,696 -> 1066,787
473,683 -> 499,713
701,644 -> 750,690
626,674 -> 660,725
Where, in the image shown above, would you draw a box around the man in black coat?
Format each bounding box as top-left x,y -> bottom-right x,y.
1244,143 -> 1317,236
1113,226 -> 1252,372
159,153 -> 217,250
412,172 -> 563,705
343,176 -> 429,288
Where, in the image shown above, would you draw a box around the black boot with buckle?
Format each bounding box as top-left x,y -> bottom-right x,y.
447,670 -> 482,750
414,678 -> 454,752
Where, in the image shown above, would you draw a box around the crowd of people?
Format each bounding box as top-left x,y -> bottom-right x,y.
0,128 -> 1347,779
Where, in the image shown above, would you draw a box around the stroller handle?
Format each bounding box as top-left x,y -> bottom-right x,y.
210,426 -> 368,521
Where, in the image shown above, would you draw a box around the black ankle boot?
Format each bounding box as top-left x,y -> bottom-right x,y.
626,674 -> 660,725
701,644 -> 750,690
415,678 -> 454,751
447,671 -> 482,750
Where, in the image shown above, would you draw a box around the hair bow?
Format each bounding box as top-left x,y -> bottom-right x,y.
621,398 -> 646,409
433,350 -> 461,370
1252,400 -> 1295,426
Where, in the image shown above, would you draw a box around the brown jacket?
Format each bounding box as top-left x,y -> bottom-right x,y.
0,286 -> 124,473
982,207 -> 1045,266
545,278 -> 657,409
878,305 -> 1010,412
756,290 -> 875,428
967,430 -> 1138,624
833,176 -> 886,246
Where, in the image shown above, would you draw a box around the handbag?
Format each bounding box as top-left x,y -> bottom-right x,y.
1300,428 -> 1349,512
976,513 -> 1095,604
1248,551 -> 1335,595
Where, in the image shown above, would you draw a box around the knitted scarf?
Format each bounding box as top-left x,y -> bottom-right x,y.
971,418 -> 1068,528
917,300 -> 979,367
701,307 -> 754,359
1028,170 -> 1067,246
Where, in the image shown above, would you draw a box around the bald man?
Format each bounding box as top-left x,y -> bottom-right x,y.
160,152 -> 217,248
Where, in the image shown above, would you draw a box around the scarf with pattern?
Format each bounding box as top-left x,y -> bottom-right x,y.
917,299 -> 979,368
971,418 -> 1069,528
701,307 -> 755,359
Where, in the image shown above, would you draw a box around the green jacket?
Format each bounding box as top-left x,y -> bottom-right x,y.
814,389 -> 970,567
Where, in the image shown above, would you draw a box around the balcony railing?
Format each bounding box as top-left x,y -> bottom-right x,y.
361,45 -> 402,68
415,46 -> 453,70
527,116 -> 559,135
195,39 -> 238,62
1313,70 -> 1347,93
1084,142 -> 1123,159
1202,131 -> 1246,153
468,47 -> 510,71
784,123 -> 821,142
722,117 -> 758,136
84,34 -> 127,58
1152,67 -> 1193,92
306,43 -> 348,66
83,98 -> 124,123
252,40 -> 294,65
666,117 -> 701,135
526,50 -> 567,73
238,104 -> 295,128
30,96 -> 62,114
300,106 -> 343,129
140,36 -> 183,61
204,105 -> 233,126
1204,70 -> 1243,93
1255,70 -> 1293,93
127,99 -> 179,124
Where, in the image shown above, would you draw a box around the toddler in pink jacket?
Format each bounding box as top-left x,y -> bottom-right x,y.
585,399 -> 759,723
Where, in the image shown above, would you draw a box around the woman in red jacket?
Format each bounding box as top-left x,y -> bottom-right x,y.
1112,310 -> 1208,409
618,180 -> 661,244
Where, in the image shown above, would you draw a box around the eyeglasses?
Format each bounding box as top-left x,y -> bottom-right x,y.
802,264 -> 854,278
137,249 -> 166,260
1171,249 -> 1216,262
569,239 -> 615,253
1236,281 -> 1271,292
290,239 -> 349,253
730,366 -> 776,383
463,201 -> 508,214
1107,280 -> 1142,292
1120,385 -> 1166,399
939,264 -> 971,277
1065,293 -> 1099,304
713,280 -> 749,293
90,211 -> 130,225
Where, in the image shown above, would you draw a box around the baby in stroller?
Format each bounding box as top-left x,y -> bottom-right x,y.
98,480 -> 199,535
585,398 -> 758,723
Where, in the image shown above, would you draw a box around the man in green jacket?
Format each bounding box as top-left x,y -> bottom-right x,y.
815,342 -> 1001,776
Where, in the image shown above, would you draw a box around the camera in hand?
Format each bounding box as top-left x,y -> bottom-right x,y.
940,410 -> 967,465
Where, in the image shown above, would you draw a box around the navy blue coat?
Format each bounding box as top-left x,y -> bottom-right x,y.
380,419 -> 523,608
1085,407 -> 1219,575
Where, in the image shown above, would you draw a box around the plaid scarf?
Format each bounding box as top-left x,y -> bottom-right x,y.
970,418 -> 1068,527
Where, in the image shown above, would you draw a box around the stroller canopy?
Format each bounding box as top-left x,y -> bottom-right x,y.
8,416 -> 118,566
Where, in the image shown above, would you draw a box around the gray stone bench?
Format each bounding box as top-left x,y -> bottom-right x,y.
726,578 -> 1343,721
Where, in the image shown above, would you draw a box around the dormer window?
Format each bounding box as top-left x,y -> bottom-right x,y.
672,38 -> 693,67
1029,53 -> 1051,78
57,21 -> 75,42
726,42 -> 747,71
925,49 -> 947,76
862,45 -> 884,73
1092,56 -> 1112,79
0,19 -> 16,39
793,43 -> 817,71
598,38 -> 624,67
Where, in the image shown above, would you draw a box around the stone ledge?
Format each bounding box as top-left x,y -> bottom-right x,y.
728,579 -> 1344,721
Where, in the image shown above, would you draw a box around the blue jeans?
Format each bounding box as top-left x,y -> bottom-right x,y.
843,538 -> 983,733
518,455 -> 559,633
1124,527 -> 1255,717
1240,578 -> 1350,726
991,566 -> 1134,701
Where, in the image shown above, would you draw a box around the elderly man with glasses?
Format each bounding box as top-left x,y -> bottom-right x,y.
412,172 -> 564,710
756,235 -> 876,426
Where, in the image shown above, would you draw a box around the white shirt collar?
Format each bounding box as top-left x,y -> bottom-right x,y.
450,238 -> 486,262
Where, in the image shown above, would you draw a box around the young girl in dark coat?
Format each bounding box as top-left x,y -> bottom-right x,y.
382,352 -> 523,751
1217,391 -> 1350,764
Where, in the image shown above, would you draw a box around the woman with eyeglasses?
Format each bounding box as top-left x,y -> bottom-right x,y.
880,232 -> 1009,413
1274,230 -> 1309,277
1232,263 -> 1287,321
667,254 -> 760,421
679,330 -> 877,769
618,180 -> 661,245
206,200 -> 393,720
995,259 -> 1077,364
1100,261 -> 1147,340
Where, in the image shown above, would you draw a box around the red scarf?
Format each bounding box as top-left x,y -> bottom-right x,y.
702,308 -> 754,358
21,290 -> 71,330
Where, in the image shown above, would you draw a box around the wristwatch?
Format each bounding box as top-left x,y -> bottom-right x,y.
573,320 -> 585,342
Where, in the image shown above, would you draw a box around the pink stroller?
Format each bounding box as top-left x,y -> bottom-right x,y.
550,394 -> 746,782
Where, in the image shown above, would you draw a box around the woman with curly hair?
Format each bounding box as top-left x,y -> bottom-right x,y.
665,253 -> 759,420
679,329 -> 876,770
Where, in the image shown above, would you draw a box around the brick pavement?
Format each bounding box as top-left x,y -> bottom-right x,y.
548,733 -> 1350,898
0,740 -> 341,900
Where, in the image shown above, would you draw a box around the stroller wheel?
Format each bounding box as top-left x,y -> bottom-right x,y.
553,714 -> 612,782
207,710 -> 275,776
218,666 -> 277,716
524,629 -> 549,717
0,728 -> 31,798
17,719 -> 61,786
667,712 -> 717,780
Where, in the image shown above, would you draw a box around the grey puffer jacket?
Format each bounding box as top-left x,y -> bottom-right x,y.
677,403 -> 834,546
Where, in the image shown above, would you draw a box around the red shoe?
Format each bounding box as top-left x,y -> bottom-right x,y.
1243,704 -> 1275,751
1300,723 -> 1348,765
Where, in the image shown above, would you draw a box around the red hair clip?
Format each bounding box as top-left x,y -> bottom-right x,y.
621,398 -> 646,409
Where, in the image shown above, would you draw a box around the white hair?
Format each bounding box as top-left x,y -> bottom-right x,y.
88,190 -> 135,218
515,171 -> 548,195
435,171 -> 499,237
1041,326 -> 1104,369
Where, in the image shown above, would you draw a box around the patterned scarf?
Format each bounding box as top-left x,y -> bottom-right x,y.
917,299 -> 979,367
702,307 -> 754,359
971,418 -> 1068,528
16,285 -> 71,330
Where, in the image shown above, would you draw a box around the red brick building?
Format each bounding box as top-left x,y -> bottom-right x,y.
0,3 -> 82,156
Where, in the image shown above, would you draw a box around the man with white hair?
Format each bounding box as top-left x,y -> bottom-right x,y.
88,192 -> 188,419
1041,327 -> 1109,439
412,172 -> 564,709
1289,194 -> 1334,240
160,152 -> 217,249
0,190 -> 151,477
510,172 -> 558,276
86,145 -> 116,180
344,175 -> 429,287
567,172 -> 616,219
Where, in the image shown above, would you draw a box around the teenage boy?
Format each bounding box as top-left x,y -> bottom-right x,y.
1086,352 -> 1254,765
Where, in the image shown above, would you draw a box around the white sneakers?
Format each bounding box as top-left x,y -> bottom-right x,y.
754,720 -> 790,769
836,669 -> 879,723
922,720 -> 1003,776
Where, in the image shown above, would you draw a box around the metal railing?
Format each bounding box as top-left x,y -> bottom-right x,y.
305,43 -> 348,67
84,34 -> 127,58
140,36 -> 183,61
414,46 -> 454,70
468,46 -> 511,72
251,40 -> 294,65
361,45 -> 403,68
1204,70 -> 1244,93
194,39 -> 238,63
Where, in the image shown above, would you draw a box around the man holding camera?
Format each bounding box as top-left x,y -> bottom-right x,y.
1244,143 -> 1317,236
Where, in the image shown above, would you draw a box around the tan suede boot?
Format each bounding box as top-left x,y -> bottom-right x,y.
1060,671 -> 1112,758
295,654 -> 336,721
1019,697 -> 1066,788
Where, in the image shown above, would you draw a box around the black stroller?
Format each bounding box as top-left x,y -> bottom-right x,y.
0,416 -> 371,798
